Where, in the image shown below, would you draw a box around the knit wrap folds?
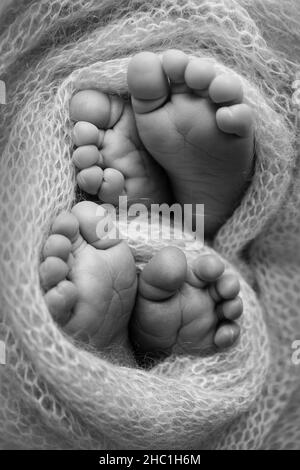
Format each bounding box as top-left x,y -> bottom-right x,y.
0,0 -> 299,449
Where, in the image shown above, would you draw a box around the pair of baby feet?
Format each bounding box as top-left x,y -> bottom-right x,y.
40,50 -> 254,357
40,201 -> 242,356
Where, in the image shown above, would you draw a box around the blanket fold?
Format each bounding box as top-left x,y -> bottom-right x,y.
0,0 -> 299,450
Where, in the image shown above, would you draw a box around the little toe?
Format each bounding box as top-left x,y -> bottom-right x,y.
44,280 -> 78,326
40,256 -> 69,291
190,254 -> 225,287
216,296 -> 243,321
214,322 -> 240,349
98,168 -> 125,204
139,246 -> 187,301
43,234 -> 72,261
216,103 -> 253,137
127,52 -> 169,114
77,166 -> 103,195
209,74 -> 243,104
73,121 -> 102,147
72,145 -> 103,170
184,58 -> 216,94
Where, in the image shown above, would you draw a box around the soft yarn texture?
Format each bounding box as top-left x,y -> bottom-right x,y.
0,0 -> 300,450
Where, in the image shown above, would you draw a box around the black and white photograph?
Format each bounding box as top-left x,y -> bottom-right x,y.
0,0 -> 299,458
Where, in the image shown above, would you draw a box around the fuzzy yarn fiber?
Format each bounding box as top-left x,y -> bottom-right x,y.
0,0 -> 300,450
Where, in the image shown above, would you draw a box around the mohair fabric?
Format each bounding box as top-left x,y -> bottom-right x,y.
0,0 -> 299,450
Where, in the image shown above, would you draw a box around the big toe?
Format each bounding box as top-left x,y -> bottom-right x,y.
71,201 -> 121,250
138,246 -> 187,301
70,90 -> 110,127
70,89 -> 124,129
127,52 -> 169,114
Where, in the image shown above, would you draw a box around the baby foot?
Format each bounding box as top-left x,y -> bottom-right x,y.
127,50 -> 254,237
40,201 -> 137,350
69,90 -> 171,205
130,247 -> 242,357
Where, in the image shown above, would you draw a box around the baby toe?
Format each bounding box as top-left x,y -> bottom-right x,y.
190,254 -> 225,286
44,280 -> 78,326
128,52 -> 169,114
210,272 -> 240,302
51,212 -> 80,244
209,74 -> 243,104
217,273 -> 240,299
162,49 -> 189,84
70,90 -> 109,128
216,103 -> 253,137
43,234 -> 72,261
73,121 -> 102,147
71,200 -> 120,249
40,256 -> 69,291
77,166 -> 104,195
72,145 -> 103,170
70,90 -> 124,129
98,168 -> 125,204
217,296 -> 243,321
214,322 -> 240,349
138,246 -> 187,301
184,58 -> 216,93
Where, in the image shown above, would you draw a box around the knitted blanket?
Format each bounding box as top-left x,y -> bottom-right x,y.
0,0 -> 299,450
